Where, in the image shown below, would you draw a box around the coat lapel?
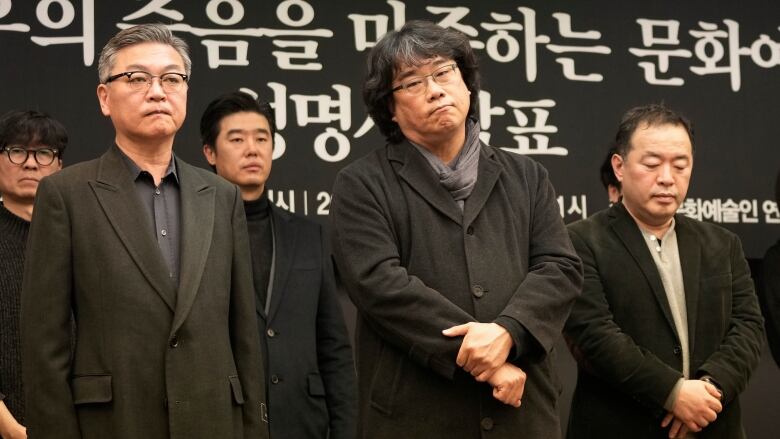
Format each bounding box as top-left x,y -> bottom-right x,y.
463,145 -> 501,228
675,216 -> 701,356
171,160 -> 215,334
266,206 -> 295,324
389,142 -> 463,226
89,147 -> 177,312
609,204 -> 677,332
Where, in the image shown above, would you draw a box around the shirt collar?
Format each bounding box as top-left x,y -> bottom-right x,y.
115,144 -> 179,185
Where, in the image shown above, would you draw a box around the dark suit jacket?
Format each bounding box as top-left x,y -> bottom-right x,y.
261,205 -> 356,438
330,141 -> 583,438
564,203 -> 764,439
761,240 -> 780,367
21,147 -> 268,439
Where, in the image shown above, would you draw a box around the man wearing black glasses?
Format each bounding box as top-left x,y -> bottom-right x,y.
21,24 -> 268,439
329,20 -> 583,438
0,110 -> 67,439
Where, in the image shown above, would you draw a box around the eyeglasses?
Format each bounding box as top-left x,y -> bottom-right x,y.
2,146 -> 59,166
391,63 -> 459,96
105,71 -> 189,93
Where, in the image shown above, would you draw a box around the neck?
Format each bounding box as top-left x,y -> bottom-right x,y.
413,125 -> 466,164
2,197 -> 33,221
116,136 -> 174,185
241,184 -> 265,202
624,204 -> 672,238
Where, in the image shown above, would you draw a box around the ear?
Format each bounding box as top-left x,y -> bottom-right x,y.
611,153 -> 624,182
97,84 -> 111,117
203,144 -> 217,166
55,158 -> 63,171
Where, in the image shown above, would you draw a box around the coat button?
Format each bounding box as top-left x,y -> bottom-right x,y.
267,328 -> 276,338
472,285 -> 485,298
466,226 -> 474,235
169,334 -> 180,348
271,374 -> 280,384
673,345 -> 682,356
481,417 -> 494,431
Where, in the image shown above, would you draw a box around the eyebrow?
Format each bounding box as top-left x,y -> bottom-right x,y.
226,128 -> 270,136
124,63 -> 184,73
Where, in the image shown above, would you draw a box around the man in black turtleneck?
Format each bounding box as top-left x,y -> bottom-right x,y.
0,110 -> 67,439
201,91 -> 356,439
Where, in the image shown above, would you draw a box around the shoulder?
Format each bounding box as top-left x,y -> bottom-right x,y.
675,214 -> 740,246
335,145 -> 388,180
488,145 -> 547,177
568,207 -> 611,235
44,157 -> 101,185
272,205 -> 322,234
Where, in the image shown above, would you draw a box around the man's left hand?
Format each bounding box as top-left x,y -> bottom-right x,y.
442,322 -> 513,380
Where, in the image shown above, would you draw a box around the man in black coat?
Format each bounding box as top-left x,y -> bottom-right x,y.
564,104 -> 764,438
201,91 -> 356,439
329,21 -> 583,438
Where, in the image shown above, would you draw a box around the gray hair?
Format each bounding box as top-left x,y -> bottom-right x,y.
98,24 -> 191,83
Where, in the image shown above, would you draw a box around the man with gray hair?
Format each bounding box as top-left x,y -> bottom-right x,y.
21,24 -> 268,439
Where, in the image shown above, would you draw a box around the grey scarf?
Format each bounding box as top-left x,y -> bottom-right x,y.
412,118 -> 481,211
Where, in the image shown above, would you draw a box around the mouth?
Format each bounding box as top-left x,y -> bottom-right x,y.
430,104 -> 452,115
145,109 -> 171,117
243,164 -> 263,172
653,193 -> 677,202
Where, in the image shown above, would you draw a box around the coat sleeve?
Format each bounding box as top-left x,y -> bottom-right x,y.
21,177 -> 81,438
493,164 -> 583,359
228,186 -> 270,438
329,166 -> 476,380
315,228 -> 357,439
563,227 -> 683,410
696,234 -> 764,404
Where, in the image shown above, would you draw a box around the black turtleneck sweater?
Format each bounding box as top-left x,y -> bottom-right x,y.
0,204 -> 30,423
244,194 -> 273,311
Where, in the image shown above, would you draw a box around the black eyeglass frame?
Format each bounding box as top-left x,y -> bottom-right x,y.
1,146 -> 60,166
104,71 -> 189,91
391,63 -> 459,94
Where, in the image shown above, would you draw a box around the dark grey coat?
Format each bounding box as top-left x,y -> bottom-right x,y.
262,205 -> 356,439
21,147 -> 268,439
329,141 -> 583,438
564,203 -> 764,439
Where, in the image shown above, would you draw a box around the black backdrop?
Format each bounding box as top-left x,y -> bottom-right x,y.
2,0 -> 779,436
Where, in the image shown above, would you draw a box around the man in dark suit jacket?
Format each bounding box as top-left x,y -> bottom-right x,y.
21,25 -> 268,439
201,91 -> 356,439
564,104 -> 764,439
330,21 -> 583,438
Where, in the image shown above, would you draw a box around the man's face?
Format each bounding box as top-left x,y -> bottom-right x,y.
203,111 -> 273,201
97,42 -> 187,144
613,123 -> 693,229
0,144 -> 62,205
390,57 -> 471,147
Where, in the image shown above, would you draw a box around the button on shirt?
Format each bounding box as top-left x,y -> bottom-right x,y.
117,146 -> 181,286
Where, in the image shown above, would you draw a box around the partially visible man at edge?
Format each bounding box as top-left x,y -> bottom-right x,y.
329,20 -> 583,438
21,24 -> 268,439
0,110 -> 67,439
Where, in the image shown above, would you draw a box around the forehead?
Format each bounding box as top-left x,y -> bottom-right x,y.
113,42 -> 184,70
218,111 -> 270,134
393,56 -> 451,78
628,123 -> 692,156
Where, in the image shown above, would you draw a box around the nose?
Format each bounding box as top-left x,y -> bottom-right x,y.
425,77 -> 446,101
146,77 -> 167,100
657,163 -> 673,185
22,152 -> 39,169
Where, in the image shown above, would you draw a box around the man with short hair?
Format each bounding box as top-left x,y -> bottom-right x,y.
564,104 -> 763,439
201,91 -> 356,439
329,20 -> 583,438
21,24 -> 268,439
599,147 -> 621,204
0,110 -> 67,439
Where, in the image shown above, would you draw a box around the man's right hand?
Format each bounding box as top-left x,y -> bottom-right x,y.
486,363 -> 526,408
0,401 -> 27,439
668,379 -> 722,432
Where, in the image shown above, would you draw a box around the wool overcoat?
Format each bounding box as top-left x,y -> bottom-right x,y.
21,146 -> 268,439
564,203 -> 764,439
329,141 -> 583,438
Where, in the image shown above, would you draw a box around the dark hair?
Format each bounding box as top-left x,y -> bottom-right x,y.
0,110 -> 68,159
200,91 -> 276,149
599,147 -> 621,191
362,20 -> 480,144
614,103 -> 694,157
